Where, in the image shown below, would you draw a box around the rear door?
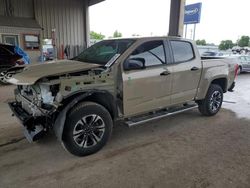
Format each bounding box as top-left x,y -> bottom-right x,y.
122,40 -> 173,116
168,40 -> 202,104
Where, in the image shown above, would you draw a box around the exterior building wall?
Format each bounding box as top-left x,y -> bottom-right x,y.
0,26 -> 41,63
0,0 -> 93,59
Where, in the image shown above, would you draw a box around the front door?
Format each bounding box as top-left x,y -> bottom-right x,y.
122,40 -> 173,117
169,40 -> 202,104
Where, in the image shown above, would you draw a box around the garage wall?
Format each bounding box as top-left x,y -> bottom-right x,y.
34,0 -> 88,52
0,0 -> 92,58
0,26 -> 41,63
0,0 -> 34,18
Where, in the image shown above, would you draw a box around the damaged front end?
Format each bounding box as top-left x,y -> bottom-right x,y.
8,65 -> 115,142
9,83 -> 59,142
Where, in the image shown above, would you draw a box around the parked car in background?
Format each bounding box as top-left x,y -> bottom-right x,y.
236,55 -> 250,73
232,46 -> 250,54
244,47 -> 250,53
232,46 -> 243,54
202,51 -> 217,56
0,43 -> 30,84
42,44 -> 54,61
202,51 -> 224,57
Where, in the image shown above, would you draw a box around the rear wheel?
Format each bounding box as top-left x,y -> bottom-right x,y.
62,102 -> 113,156
198,84 -> 223,116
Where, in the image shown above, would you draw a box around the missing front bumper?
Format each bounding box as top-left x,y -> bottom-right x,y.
8,102 -> 47,142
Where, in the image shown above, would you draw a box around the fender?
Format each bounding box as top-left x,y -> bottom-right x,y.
196,76 -> 228,100
53,92 -> 92,141
53,90 -> 118,141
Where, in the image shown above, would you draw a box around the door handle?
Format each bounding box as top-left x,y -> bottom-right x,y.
191,67 -> 199,71
160,70 -> 171,76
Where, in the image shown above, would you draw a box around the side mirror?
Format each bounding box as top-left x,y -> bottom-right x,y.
123,58 -> 145,71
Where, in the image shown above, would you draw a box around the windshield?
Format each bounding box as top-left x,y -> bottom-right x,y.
73,39 -> 135,65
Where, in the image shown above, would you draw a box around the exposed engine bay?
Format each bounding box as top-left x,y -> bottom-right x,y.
14,67 -> 114,116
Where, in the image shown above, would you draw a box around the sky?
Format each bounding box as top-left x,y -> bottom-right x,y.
89,0 -> 250,45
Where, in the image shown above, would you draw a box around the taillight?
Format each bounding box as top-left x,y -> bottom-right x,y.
234,64 -> 239,78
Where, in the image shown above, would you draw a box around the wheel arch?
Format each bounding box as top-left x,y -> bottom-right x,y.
211,77 -> 228,93
196,76 -> 228,101
53,90 -> 118,141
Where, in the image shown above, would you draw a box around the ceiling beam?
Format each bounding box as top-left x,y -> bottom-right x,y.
88,0 -> 105,6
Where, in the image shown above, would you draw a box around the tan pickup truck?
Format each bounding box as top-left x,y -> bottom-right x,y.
6,37 -> 238,156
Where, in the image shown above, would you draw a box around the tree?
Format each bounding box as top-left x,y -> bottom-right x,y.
90,31 -> 105,40
196,39 -> 206,46
219,40 -> 234,50
238,36 -> 250,47
206,43 -> 215,46
113,30 -> 122,38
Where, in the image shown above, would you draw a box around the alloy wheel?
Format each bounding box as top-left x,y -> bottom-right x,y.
73,114 -> 105,148
209,91 -> 222,112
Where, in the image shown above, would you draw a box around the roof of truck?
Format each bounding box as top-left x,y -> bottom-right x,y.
103,36 -> 193,42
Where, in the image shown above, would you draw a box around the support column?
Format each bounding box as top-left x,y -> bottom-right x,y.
83,0 -> 90,49
168,0 -> 186,37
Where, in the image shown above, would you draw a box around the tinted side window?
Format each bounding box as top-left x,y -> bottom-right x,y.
0,47 -> 9,55
130,41 -> 165,67
170,41 -> 194,63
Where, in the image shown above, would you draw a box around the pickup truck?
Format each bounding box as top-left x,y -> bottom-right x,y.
6,37 -> 238,156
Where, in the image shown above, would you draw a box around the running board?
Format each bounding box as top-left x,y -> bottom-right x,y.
126,104 -> 197,127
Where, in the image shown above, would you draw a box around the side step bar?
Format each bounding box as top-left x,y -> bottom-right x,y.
126,104 -> 197,127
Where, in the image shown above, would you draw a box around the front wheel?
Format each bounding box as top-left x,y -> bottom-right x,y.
197,84 -> 223,116
62,102 -> 113,156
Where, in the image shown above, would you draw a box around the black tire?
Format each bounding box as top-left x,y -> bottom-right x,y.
228,82 -> 235,92
0,79 -> 10,85
0,79 -> 9,85
62,101 -> 113,156
198,84 -> 223,116
238,66 -> 242,74
0,81 -> 7,85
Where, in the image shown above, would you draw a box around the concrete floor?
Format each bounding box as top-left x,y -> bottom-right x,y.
0,75 -> 250,188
